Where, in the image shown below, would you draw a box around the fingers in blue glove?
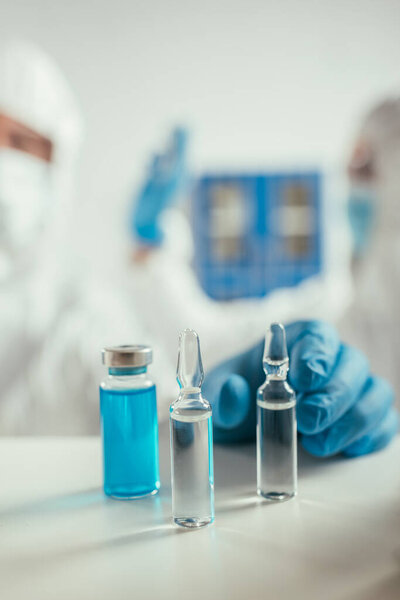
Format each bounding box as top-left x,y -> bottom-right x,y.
301,376 -> 394,457
202,342 -> 264,443
209,374 -> 257,444
342,408 -> 399,457
215,374 -> 251,430
286,321 -> 341,392
297,344 -> 370,434
205,320 -> 342,444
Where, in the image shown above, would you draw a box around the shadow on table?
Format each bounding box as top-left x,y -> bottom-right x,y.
0,487 -> 104,520
215,492 -> 274,515
213,441 -> 342,492
2,521 -> 188,576
64,521 -> 187,557
0,475 -> 174,522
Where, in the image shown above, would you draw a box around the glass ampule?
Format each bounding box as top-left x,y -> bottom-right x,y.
169,329 -> 215,528
256,323 -> 297,501
100,345 -> 160,499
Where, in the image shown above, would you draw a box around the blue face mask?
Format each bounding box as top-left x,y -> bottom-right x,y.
347,188 -> 376,257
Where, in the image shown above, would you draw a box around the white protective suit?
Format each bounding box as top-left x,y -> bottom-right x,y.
129,167 -> 354,373
339,98 -> 400,399
0,41 -> 175,434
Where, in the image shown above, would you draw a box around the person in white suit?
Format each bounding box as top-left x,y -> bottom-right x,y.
0,41 -> 175,434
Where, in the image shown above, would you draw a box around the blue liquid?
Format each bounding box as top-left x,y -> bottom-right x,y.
100,385 -> 160,499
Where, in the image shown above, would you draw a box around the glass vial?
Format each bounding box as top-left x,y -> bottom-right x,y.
257,323 -> 297,501
100,345 -> 160,499
170,329 -> 215,528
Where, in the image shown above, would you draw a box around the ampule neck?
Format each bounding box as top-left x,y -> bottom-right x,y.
178,386 -> 202,401
263,358 -> 289,381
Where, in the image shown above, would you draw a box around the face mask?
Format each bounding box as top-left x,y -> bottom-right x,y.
347,187 -> 376,257
0,148 -> 52,255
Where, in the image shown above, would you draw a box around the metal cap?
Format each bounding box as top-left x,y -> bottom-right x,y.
102,345 -> 153,368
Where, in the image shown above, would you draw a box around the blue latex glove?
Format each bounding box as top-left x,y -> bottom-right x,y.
132,127 -> 188,246
203,320 -> 398,457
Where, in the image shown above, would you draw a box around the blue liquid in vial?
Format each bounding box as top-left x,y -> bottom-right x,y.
100,385 -> 160,499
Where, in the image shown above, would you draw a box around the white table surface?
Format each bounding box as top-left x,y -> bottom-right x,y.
0,426 -> 399,600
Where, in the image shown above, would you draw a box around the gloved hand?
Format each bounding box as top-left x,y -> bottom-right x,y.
203,320 -> 398,457
132,127 -> 188,246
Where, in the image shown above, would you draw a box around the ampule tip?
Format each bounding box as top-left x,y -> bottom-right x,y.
264,322 -> 288,363
177,328 -> 204,389
180,327 -> 198,339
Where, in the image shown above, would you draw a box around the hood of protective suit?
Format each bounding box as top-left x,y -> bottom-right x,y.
342,96 -> 400,397
0,40 -> 83,281
359,97 -> 400,232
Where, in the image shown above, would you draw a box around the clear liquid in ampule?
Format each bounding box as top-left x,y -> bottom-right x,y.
170,408 -> 214,527
256,323 -> 297,501
170,329 -> 215,528
257,395 -> 297,500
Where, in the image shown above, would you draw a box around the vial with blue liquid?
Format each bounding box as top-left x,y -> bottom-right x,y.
170,329 -> 215,528
100,345 -> 160,499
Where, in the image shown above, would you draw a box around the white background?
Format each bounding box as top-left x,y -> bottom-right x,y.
1,0 -> 400,270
